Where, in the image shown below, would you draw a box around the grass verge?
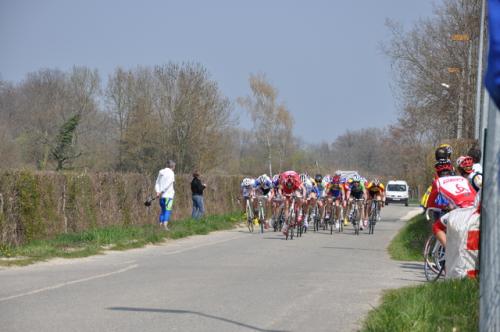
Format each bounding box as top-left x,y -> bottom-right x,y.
388,213 -> 431,261
0,212 -> 242,267
361,278 -> 479,332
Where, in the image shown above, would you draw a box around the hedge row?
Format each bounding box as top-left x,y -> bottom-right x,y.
0,170 -> 241,245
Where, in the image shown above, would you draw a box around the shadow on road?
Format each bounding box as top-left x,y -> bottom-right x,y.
107,307 -> 289,332
399,262 -> 424,270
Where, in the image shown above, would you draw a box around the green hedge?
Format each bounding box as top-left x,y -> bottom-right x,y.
0,170 -> 241,245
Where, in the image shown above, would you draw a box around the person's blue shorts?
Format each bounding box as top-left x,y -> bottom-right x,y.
159,197 -> 174,223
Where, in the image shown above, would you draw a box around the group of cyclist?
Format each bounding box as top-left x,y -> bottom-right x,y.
422,144 -> 483,248
240,169 -> 386,236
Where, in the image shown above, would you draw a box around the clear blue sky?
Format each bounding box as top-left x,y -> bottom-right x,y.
0,0 -> 434,142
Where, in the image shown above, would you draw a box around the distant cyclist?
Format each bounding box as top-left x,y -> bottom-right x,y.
345,175 -> 367,229
240,177 -> 255,214
301,173 -> 317,230
324,172 -> 346,229
279,170 -> 306,235
254,174 -> 274,227
365,178 -> 385,223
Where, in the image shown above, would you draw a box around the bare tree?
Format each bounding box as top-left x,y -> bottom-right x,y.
238,74 -> 295,176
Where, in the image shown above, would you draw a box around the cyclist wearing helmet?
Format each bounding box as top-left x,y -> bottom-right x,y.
279,170 -> 307,235
365,178 -> 385,225
314,174 -> 324,194
429,159 -> 477,247
324,174 -> 346,229
435,143 -> 452,161
240,177 -> 256,213
427,160 -> 476,211
456,156 -> 482,192
254,174 -> 274,197
345,175 -> 367,230
301,173 -> 317,230
308,174 -> 325,225
254,174 -> 274,228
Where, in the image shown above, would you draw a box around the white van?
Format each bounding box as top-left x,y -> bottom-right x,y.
385,180 -> 409,206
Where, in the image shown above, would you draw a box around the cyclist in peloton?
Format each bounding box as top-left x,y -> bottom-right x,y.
429,159 -> 477,247
254,174 -> 274,228
320,174 -> 332,224
240,177 -> 256,215
279,170 -> 307,235
324,172 -> 346,230
345,175 -> 367,230
365,178 -> 385,223
301,173 -> 318,231
270,174 -> 282,220
312,174 -> 325,222
455,156 -> 482,192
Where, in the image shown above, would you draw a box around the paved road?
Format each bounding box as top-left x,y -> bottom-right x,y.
0,205 -> 424,332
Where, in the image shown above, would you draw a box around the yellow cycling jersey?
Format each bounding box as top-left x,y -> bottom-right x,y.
420,185 -> 432,208
366,182 -> 385,193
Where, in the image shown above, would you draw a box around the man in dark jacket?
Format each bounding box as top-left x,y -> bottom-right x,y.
191,171 -> 206,219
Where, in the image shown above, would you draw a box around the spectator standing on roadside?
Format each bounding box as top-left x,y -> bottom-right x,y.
191,171 -> 206,219
155,160 -> 176,230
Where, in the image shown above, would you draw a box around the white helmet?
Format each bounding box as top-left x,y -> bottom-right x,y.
242,178 -> 253,187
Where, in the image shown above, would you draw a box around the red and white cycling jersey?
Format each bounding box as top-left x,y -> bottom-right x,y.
280,170 -> 301,195
427,175 -> 476,210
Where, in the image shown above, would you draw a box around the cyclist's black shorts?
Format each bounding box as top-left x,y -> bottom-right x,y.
260,188 -> 271,196
351,190 -> 363,200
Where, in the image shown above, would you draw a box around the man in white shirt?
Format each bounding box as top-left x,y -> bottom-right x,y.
155,160 -> 176,230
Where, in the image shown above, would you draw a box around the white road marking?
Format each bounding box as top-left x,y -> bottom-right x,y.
0,264 -> 138,303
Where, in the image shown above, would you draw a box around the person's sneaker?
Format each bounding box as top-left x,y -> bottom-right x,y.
377,214 -> 381,221
364,220 -> 368,228
360,226 -> 363,231
163,223 -> 170,231
335,222 -> 339,230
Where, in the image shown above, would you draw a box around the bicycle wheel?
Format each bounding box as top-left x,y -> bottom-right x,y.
278,206 -> 285,231
337,205 -> 344,233
368,202 -> 376,235
330,206 -> 335,235
246,201 -> 254,233
424,235 -> 444,281
352,209 -> 359,235
259,205 -> 265,234
313,204 -> 320,232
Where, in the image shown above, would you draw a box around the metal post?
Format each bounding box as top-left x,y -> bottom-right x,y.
480,88 -> 490,153
457,72 -> 465,139
475,0 -> 487,140
480,97 -> 500,332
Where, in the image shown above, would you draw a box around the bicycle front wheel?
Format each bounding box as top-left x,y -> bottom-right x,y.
246,201 -> 254,233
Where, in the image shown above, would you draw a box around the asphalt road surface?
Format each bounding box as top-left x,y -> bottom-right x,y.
0,205 -> 424,332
